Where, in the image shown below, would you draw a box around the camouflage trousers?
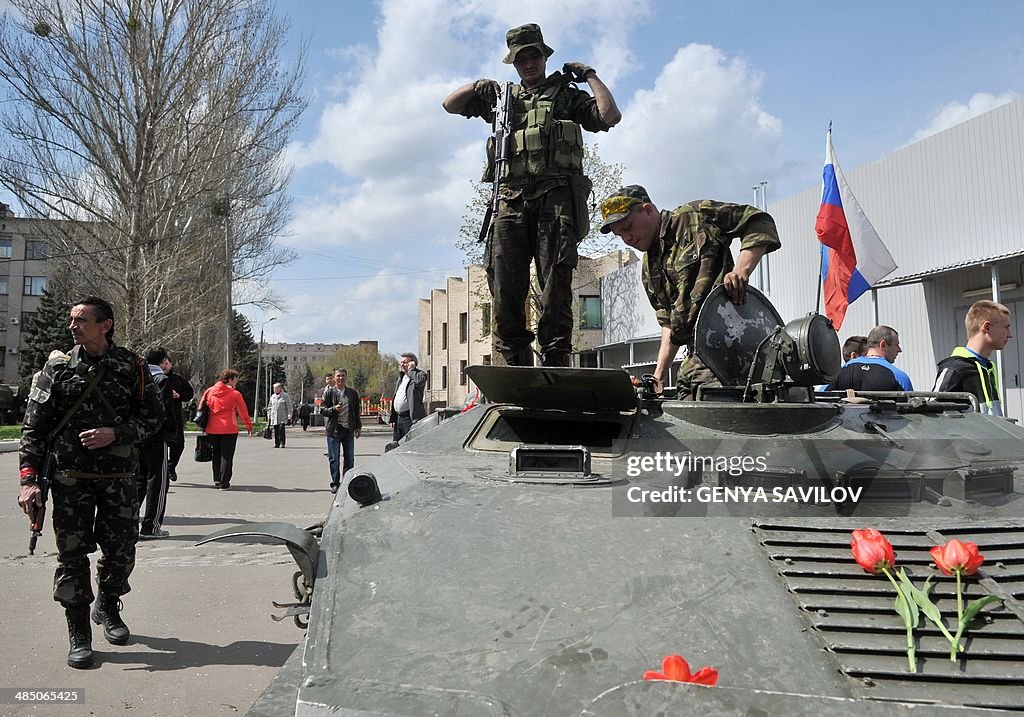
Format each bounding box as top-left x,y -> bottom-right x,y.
485,185 -> 578,367
50,472 -> 139,607
677,354 -> 718,400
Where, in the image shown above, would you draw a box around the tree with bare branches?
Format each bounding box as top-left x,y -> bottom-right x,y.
0,0 -> 306,373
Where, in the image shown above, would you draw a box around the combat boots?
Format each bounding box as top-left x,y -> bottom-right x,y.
65,605 -> 94,669
91,592 -> 130,645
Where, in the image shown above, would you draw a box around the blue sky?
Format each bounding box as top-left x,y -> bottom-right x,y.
4,1 -> 1023,354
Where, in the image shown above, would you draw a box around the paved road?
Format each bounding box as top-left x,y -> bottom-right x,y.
0,425 -> 390,716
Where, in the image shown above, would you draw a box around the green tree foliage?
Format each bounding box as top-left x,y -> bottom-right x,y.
328,344 -> 399,401
287,363 -> 316,404
230,311 -> 258,411
16,278 -> 74,393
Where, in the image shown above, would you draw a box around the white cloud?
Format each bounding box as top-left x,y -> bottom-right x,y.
601,43 -> 783,206
909,91 -> 1018,144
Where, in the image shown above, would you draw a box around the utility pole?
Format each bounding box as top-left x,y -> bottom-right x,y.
224,196 -> 232,369
254,316 -> 276,418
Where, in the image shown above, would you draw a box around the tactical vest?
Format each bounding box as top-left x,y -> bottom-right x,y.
483,81 -> 584,183
950,347 -> 1002,416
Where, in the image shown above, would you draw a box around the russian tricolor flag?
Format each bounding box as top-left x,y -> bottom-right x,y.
815,129 -> 896,329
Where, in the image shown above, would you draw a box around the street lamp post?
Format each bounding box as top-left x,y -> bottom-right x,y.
254,316 -> 276,419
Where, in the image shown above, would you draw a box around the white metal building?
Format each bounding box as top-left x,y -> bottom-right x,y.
598,97 -> 1024,420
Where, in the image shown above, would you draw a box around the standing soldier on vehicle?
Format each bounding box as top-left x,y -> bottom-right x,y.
17,297 -> 164,669
443,23 -> 621,367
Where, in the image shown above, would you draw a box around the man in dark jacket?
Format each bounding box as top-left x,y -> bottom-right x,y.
137,347 -> 178,539
933,300 -> 1013,416
160,354 -> 194,482
389,352 -> 427,440
322,368 -> 361,493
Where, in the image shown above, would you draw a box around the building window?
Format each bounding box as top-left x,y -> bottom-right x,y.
442,365 -> 448,389
580,296 -> 602,329
23,276 -> 47,296
459,312 -> 468,343
482,354 -> 491,366
426,370 -> 431,390
579,352 -> 599,368
459,360 -> 467,385
0,277 -> 7,295
481,303 -> 491,337
0,348 -> 5,367
427,330 -> 431,355
0,237 -> 10,258
25,240 -> 48,260
442,322 -> 448,350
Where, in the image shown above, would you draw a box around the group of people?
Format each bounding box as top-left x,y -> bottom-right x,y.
443,24 -> 779,395
824,300 -> 1013,415
443,22 -> 1015,414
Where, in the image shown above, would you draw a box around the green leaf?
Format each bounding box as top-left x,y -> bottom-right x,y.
959,594 -> 1002,628
897,569 -> 956,643
893,589 -> 919,629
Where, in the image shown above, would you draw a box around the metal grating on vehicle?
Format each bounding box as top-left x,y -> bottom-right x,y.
754,521 -> 1024,711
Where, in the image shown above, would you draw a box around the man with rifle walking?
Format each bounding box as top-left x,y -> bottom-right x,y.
443,23 -> 621,367
18,297 -> 164,668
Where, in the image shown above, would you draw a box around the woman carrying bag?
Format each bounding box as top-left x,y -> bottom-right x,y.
201,369 -> 253,490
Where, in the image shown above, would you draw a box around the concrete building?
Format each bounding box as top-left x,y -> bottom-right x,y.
260,340 -> 380,375
419,250 -> 637,409
0,204 -> 50,384
597,97 -> 1024,420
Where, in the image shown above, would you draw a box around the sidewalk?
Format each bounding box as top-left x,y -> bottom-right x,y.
0,425 -> 390,716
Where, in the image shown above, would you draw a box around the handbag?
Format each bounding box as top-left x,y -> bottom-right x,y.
262,426 -> 273,440
194,434 -> 213,462
194,388 -> 210,430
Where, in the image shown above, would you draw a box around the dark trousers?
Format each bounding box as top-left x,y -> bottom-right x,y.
273,423 -> 286,447
300,416 -> 309,431
207,433 -> 239,486
136,441 -> 168,534
326,427 -> 355,488
393,411 -> 413,440
485,186 -> 578,366
167,432 -> 185,473
51,473 -> 138,606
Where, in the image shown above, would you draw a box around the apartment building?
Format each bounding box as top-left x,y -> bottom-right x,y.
0,204 -> 50,384
418,250 -> 637,409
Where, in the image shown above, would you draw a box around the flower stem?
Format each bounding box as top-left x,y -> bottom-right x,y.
951,570 -> 964,662
883,568 -> 916,673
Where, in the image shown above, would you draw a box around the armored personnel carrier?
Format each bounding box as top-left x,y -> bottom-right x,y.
204,288 -> 1024,715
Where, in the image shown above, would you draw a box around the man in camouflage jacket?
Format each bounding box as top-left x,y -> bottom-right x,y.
599,186 -> 782,397
443,23 -> 621,367
17,297 -> 164,668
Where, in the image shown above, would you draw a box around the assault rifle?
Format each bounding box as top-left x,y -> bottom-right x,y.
27,450 -> 55,555
479,81 -> 514,243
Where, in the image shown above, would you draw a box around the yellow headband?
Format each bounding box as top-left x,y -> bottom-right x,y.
600,196 -> 639,221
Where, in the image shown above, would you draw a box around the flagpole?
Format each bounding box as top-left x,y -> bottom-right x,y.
816,122 -> 831,318
816,243 -> 824,315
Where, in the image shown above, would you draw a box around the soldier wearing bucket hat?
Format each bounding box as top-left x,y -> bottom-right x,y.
442,24 -> 621,367
599,186 -> 781,398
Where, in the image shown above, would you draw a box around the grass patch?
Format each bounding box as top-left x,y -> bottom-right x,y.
0,425 -> 21,440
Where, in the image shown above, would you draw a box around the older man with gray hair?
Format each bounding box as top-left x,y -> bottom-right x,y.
267,382 -> 293,448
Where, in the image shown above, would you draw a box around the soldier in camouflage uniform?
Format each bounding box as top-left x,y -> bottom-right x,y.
443,23 -> 621,366
17,297 -> 164,669
599,186 -> 782,398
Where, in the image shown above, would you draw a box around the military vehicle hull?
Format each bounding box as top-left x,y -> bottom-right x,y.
205,365 -> 1024,716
